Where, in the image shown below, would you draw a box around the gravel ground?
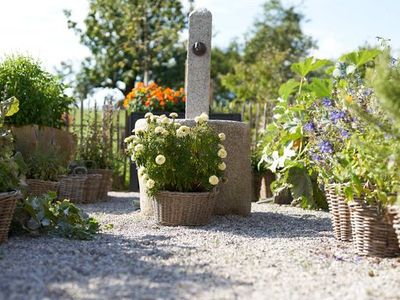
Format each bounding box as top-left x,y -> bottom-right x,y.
1,192 -> 400,300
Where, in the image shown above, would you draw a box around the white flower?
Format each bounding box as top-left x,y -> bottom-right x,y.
346,64 -> 356,75
135,144 -> 144,152
130,154 -> 135,161
174,123 -> 181,128
124,135 -> 134,143
146,179 -> 155,189
218,133 -> 226,141
332,68 -> 342,78
162,117 -> 170,125
218,162 -> 226,171
138,166 -> 146,177
154,126 -> 164,134
127,142 -> 133,149
176,125 -> 190,137
145,112 -> 153,119
155,154 -> 166,165
194,112 -> 209,124
218,148 -> 227,159
209,175 -> 219,186
150,115 -> 159,122
169,112 -> 178,119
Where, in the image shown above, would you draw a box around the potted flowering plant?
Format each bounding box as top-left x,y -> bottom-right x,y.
0,96 -> 25,243
125,112 -> 227,226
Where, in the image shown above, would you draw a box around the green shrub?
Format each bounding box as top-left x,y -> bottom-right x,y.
0,55 -> 74,128
26,148 -> 67,181
125,113 -> 226,196
12,192 -> 100,240
0,96 -> 26,192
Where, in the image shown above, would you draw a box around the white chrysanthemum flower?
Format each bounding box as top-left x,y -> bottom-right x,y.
150,115 -> 159,122
169,112 -> 178,119
146,179 -> 155,189
218,133 -> 226,141
218,162 -> 226,171
124,135 -> 134,143
162,117 -> 170,125
127,143 -> 135,150
209,175 -> 219,185
145,112 -> 153,119
218,148 -> 227,158
135,144 -> 144,152
138,166 -> 146,177
155,154 -> 166,165
174,123 -> 181,128
154,126 -> 164,134
130,154 -> 135,161
176,125 -> 190,137
195,112 -> 209,124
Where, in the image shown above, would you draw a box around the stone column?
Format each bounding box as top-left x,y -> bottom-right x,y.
185,8 -> 212,119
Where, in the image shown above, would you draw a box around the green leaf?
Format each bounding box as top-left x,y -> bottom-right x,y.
287,166 -> 314,205
279,79 -> 299,100
339,49 -> 381,67
291,57 -> 331,77
1,97 -> 19,117
308,78 -> 332,98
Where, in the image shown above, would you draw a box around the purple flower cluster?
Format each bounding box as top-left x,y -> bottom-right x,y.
330,111 -> 346,123
340,129 -> 350,139
310,151 -> 322,162
321,98 -> 333,107
318,141 -> 334,154
304,122 -> 315,132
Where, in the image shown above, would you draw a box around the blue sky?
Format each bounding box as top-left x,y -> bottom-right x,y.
0,0 -> 399,73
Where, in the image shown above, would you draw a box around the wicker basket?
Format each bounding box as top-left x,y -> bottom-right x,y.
58,174 -> 102,204
349,198 -> 400,257
325,183 -> 352,241
26,179 -> 59,197
153,190 -> 218,226
388,206 -> 400,250
88,169 -> 113,201
0,191 -> 21,243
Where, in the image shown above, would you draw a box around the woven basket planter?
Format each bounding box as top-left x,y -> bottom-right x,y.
58,174 -> 102,204
0,191 -> 21,243
388,206 -> 400,251
152,190 -> 218,226
325,183 -> 352,241
349,198 -> 400,257
88,169 -> 113,201
26,179 -> 59,197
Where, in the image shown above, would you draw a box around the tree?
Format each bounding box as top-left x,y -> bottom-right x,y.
221,0 -> 315,103
64,0 -> 186,97
211,43 -> 241,105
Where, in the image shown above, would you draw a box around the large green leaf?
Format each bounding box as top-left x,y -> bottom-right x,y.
308,78 -> 332,98
339,49 -> 381,67
291,57 -> 331,77
287,166 -> 313,205
1,97 -> 19,117
279,79 -> 299,100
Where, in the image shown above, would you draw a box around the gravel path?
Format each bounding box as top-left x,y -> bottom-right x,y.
1,192 -> 399,300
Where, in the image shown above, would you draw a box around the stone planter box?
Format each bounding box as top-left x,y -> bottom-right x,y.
128,112 -> 242,191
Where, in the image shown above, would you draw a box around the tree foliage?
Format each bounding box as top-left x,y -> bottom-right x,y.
221,0 -> 315,103
64,0 -> 186,96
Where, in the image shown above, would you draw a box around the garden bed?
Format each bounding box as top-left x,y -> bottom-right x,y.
1,193 -> 399,300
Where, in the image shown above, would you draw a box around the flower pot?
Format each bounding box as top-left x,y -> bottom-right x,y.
388,206 -> 400,250
88,169 -> 113,201
0,191 -> 21,243
349,198 -> 400,257
325,183 -> 352,242
26,179 -> 59,197
152,190 -> 218,226
58,174 -> 102,204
